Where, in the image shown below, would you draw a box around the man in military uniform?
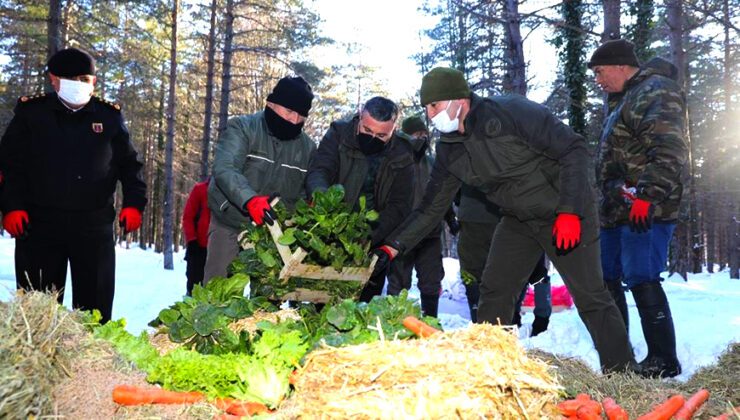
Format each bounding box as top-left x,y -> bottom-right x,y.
305,97 -> 414,303
378,67 -> 634,374
0,48 -> 147,323
590,39 -> 688,378
386,116 -> 454,316
205,76 -> 316,283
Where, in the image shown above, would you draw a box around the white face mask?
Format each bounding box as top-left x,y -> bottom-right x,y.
58,78 -> 94,106
431,100 -> 461,133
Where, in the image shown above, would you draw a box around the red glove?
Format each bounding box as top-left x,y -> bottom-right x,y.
552,213 -> 581,253
246,195 -> 276,226
3,210 -> 29,238
629,198 -> 653,233
119,207 -> 142,234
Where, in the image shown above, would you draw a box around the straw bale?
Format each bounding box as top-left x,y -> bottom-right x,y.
282,323 -> 562,419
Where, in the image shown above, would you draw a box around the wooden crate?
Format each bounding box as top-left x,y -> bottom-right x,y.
239,217 -> 377,303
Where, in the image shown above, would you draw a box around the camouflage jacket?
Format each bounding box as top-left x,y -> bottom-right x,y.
597,57 -> 688,227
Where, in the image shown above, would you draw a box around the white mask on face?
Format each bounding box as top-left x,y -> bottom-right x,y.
430,100 -> 461,133
58,78 -> 94,106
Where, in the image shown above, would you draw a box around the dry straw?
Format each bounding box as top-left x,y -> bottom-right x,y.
282,323 -> 562,419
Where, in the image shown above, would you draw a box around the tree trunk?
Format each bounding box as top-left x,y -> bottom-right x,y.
200,0 -> 218,181
602,0 -> 620,42
601,0 -> 620,115
665,0 -> 692,279
502,0 -> 526,95
162,0 -> 179,270
724,0 -> 739,279
560,0 -> 587,135
47,0 -> 62,59
217,0 -> 235,135
631,0 -> 655,62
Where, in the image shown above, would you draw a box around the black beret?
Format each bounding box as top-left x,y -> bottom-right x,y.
47,48 -> 96,78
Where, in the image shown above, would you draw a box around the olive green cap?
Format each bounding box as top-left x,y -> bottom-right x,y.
420,67 -> 471,106
401,116 -> 427,135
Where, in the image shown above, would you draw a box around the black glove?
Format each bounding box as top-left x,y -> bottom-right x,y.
370,245 -> 395,277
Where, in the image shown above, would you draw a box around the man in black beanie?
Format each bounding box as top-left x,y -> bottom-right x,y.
0,47 -> 147,323
204,76 -> 317,284
591,39 -> 688,378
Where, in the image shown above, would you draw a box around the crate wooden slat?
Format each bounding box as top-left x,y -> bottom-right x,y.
237,203 -> 377,302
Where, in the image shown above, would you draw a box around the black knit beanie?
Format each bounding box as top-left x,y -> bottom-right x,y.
47,48 -> 96,77
588,39 -> 640,68
266,76 -> 314,117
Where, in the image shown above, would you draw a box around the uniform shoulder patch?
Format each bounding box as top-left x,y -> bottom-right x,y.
17,93 -> 47,104
94,96 -> 122,111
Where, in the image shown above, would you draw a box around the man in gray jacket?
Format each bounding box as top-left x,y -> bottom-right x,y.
204,76 -> 316,283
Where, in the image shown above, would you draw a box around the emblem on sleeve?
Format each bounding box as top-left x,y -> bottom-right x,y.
92,123 -> 104,133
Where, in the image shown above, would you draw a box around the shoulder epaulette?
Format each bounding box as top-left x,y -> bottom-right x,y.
17,93 -> 47,104
94,96 -> 122,112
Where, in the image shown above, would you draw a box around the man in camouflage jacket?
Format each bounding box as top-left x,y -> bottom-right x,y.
590,39 -> 688,378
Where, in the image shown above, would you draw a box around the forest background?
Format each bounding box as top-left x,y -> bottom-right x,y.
0,0 -> 737,278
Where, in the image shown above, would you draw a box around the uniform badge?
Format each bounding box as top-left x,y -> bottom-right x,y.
92,123 -> 104,133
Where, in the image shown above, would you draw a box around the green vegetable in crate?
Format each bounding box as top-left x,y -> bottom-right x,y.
233,185 -> 379,300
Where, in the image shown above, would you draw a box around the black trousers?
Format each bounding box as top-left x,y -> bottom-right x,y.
15,208 -> 116,323
185,243 -> 208,296
387,235 -> 444,296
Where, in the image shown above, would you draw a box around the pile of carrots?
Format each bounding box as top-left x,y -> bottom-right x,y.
112,384 -> 270,418
556,389 -> 713,420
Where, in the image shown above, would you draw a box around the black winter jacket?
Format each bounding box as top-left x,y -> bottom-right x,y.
305,115 -> 414,247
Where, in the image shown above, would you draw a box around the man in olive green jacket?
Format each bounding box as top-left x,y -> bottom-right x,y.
305,97 -> 414,302
381,67 -> 634,374
590,39 -> 688,378
204,76 -> 316,283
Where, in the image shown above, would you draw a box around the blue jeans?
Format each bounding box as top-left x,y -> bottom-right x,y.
600,223 -> 676,289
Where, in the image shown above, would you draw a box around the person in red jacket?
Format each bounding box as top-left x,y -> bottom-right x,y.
182,178 -> 210,295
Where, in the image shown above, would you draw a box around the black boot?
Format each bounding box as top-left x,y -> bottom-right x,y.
631,282 -> 682,378
606,280 -> 629,333
420,293 -> 440,318
531,315 -> 549,337
464,282 -> 480,322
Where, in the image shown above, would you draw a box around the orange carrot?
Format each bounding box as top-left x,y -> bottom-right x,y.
402,316 -> 441,337
576,405 -> 602,420
636,395 -> 686,420
225,400 -> 271,416
603,397 -> 629,420
112,384 -> 204,406
674,389 -> 710,420
289,369 -> 299,385
214,414 -> 243,420
558,397 -> 602,417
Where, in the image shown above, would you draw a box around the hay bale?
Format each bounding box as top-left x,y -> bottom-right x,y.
282,323 -> 561,419
0,291 -> 96,418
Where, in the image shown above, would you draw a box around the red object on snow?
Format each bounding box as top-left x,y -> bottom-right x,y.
522,285 -> 573,312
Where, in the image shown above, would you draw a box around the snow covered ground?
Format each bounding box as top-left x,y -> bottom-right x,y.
1,233 -> 738,381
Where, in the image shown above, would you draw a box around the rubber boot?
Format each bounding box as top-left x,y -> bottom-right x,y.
606,279 -> 629,334
420,293 -> 439,318
464,281 -> 480,322
531,316 -> 549,337
631,281 -> 682,378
